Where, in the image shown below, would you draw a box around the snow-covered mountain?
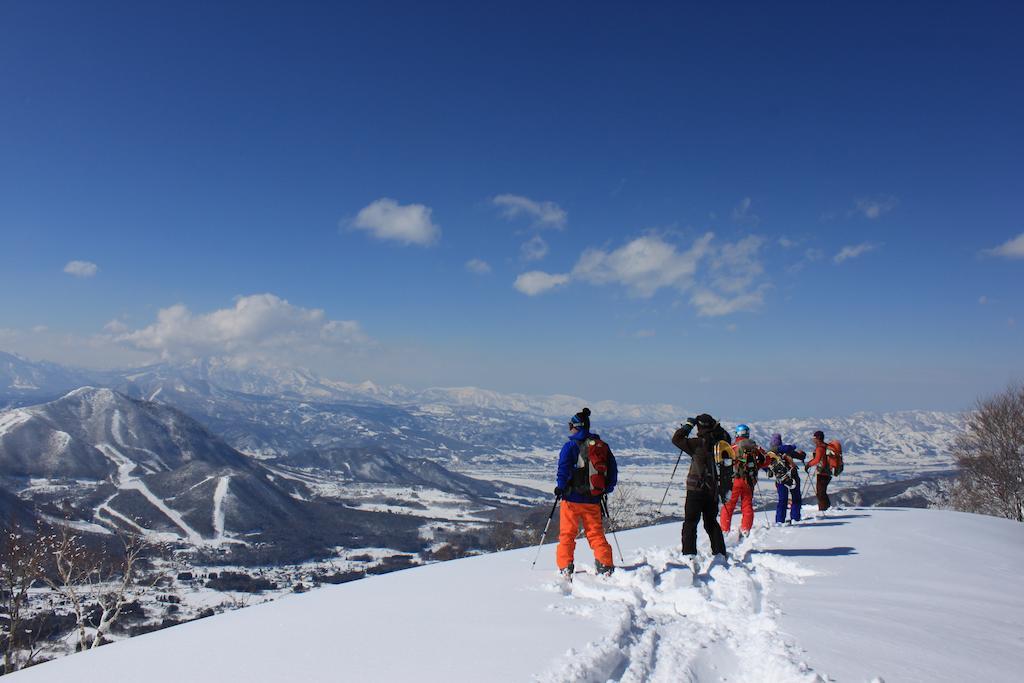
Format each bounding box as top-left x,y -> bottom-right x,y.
12,507 -> 1024,682
0,351 -> 96,408
0,388 -> 514,563
0,352 -> 966,484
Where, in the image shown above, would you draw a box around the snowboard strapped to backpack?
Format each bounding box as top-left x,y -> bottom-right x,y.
571,435 -> 612,496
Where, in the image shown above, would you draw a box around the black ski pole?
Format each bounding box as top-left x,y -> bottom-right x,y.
530,495 -> 561,570
601,496 -> 625,564
754,477 -> 772,528
656,448 -> 684,518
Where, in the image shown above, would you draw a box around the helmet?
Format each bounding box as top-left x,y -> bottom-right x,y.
734,423 -> 750,438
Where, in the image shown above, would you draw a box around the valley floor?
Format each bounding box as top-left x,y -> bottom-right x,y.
12,507 -> 1024,682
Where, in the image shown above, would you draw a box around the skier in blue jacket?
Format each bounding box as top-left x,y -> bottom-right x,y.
554,408 -> 618,577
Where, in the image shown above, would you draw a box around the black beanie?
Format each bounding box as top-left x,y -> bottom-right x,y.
813,430 -> 825,441
572,407 -> 591,431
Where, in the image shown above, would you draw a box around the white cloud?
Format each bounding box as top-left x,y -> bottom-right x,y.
983,232 -> 1024,259
709,235 -> 766,294
691,288 -> 767,317
513,271 -> 570,296
834,243 -> 879,263
731,197 -> 760,227
465,258 -> 492,275
64,260 -> 98,277
778,237 -> 798,249
115,293 -> 369,361
351,198 -> 440,246
572,233 -> 714,297
520,235 -> 549,262
493,194 -> 567,229
853,196 -> 898,219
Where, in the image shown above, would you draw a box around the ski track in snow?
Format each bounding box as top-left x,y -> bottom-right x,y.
95,442 -> 206,545
535,527 -> 825,683
212,476 -> 230,540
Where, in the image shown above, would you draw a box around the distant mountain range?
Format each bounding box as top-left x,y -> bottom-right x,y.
0,385 -> 533,563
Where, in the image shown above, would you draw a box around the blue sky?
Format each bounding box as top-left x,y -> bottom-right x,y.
1,1 -> 1022,418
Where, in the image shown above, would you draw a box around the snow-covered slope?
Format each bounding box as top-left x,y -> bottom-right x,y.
12,508 -> 1023,682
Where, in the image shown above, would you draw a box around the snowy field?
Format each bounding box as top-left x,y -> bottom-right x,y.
13,507 -> 1023,682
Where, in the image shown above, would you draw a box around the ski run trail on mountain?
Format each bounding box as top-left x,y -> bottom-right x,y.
12,507 -> 1024,683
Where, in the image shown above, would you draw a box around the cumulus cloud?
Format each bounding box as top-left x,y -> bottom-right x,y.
731,197 -> 760,227
983,232 -> 1024,259
493,194 -> 567,229
572,233 -> 714,297
512,231 -> 770,316
520,235 -> 549,262
853,196 -> 898,219
351,198 -> 440,246
465,258 -> 492,274
834,243 -> 879,263
64,260 -> 98,277
115,294 -> 369,361
513,271 -> 570,296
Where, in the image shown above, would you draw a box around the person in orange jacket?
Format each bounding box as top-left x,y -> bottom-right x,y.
719,423 -> 766,536
805,430 -> 833,511
554,408 -> 617,578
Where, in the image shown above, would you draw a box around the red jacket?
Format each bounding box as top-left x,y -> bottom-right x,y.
807,441 -> 838,475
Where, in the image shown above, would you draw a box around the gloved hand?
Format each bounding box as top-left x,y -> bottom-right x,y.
804,466 -> 811,474
686,417 -> 697,427
554,487 -> 564,498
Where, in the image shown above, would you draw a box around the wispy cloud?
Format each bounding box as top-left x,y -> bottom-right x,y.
64,260 -> 98,277
493,194 -> 567,229
731,197 -> 760,227
690,289 -> 767,317
513,271 -> 570,296
834,242 -> 879,263
465,259 -> 491,275
982,232 -> 1024,259
632,329 -> 656,338
520,235 -> 549,262
853,196 -> 898,220
351,198 -> 440,246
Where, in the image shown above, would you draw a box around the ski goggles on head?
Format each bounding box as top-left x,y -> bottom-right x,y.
568,419 -> 584,430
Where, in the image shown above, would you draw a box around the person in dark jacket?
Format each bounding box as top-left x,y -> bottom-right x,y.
671,413 -> 728,558
768,433 -> 806,524
554,408 -> 618,577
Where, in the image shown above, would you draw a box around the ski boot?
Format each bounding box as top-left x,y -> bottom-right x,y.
559,563 -> 574,582
595,560 -> 614,577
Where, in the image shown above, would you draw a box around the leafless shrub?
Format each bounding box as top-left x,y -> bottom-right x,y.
1,521 -> 50,673
951,383 -> 1024,522
604,482 -> 651,532
43,527 -> 159,651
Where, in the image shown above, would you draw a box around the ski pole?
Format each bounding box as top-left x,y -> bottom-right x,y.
530,495 -> 561,570
656,448 -> 684,518
754,478 -> 772,528
601,496 -> 625,564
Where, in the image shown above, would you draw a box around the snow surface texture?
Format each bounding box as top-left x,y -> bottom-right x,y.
12,507 -> 1024,682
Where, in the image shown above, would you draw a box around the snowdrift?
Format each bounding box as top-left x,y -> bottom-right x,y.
13,507 -> 1024,682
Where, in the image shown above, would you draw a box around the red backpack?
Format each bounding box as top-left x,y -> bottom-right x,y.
571,435 -> 612,496
827,440 -> 844,476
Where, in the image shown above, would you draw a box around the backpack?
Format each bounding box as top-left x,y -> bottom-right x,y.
827,440 -> 844,476
571,435 -> 612,496
734,439 -> 762,481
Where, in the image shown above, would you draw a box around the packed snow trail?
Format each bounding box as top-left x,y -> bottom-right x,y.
11,508 -> 1024,682
536,528 -> 823,683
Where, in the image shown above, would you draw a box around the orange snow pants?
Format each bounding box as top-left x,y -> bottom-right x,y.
719,479 -> 754,533
556,500 -> 614,570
